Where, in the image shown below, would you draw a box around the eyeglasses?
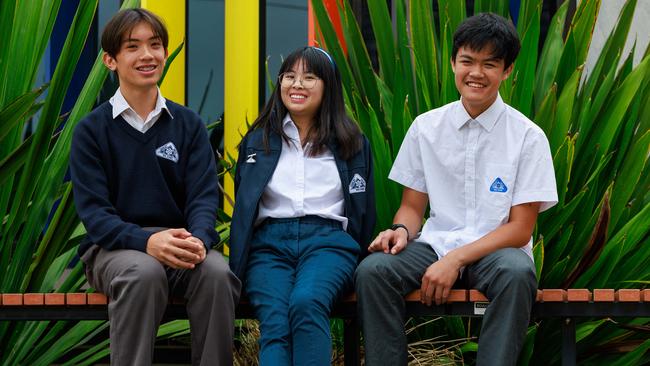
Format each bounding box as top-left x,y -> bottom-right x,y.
278,72 -> 320,89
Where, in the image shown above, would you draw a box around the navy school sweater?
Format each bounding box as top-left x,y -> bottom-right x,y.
69,100 -> 219,256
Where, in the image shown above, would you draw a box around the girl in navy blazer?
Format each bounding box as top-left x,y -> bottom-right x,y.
230,47 -> 376,365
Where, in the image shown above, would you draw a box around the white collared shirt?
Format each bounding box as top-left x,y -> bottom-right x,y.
109,87 -> 172,133
389,94 -> 558,261
256,114 -> 347,228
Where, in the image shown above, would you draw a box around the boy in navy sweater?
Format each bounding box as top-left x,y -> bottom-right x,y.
69,9 -> 240,365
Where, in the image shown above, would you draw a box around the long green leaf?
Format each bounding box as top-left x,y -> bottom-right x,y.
534,1 -> 567,110
0,85 -> 47,141
367,0 -> 395,85
4,0 -> 99,287
509,2 -> 540,118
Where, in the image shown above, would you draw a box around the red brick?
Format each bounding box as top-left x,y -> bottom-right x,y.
87,293 -> 108,305
66,293 -> 87,305
567,289 -> 591,302
469,290 -> 488,302
542,289 -> 566,302
44,293 -> 65,305
642,289 -> 650,302
593,289 -> 615,302
23,293 -> 44,305
2,294 -> 23,305
616,289 -> 640,302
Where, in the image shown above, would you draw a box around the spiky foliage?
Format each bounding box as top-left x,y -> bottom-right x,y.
312,0 -> 649,364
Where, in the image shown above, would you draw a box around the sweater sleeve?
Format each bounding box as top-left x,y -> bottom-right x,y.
183,116 -> 219,249
69,120 -> 153,252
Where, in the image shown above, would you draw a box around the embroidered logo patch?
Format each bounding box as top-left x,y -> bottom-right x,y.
489,177 -> 508,192
349,174 -> 366,194
155,142 -> 179,163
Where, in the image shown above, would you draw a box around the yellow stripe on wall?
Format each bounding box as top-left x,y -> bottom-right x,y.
142,0 -> 186,105
224,0 -> 259,214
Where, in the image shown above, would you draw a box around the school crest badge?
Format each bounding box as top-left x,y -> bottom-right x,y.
349,173 -> 366,194
156,142 -> 179,163
489,177 -> 508,192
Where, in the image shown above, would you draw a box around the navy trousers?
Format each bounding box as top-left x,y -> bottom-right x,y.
245,216 -> 360,366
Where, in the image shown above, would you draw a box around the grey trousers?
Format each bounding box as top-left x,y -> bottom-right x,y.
81,245 -> 242,366
354,242 -> 537,366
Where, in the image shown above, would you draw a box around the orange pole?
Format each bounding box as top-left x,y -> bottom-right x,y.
308,0 -> 347,54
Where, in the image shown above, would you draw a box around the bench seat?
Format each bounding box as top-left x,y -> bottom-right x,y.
2,289 -> 649,366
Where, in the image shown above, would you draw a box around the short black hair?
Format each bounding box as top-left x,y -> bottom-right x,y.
101,8 -> 168,58
452,13 -> 520,69
249,47 -> 362,160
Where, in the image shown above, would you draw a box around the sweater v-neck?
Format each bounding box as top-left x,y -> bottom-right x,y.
111,104 -> 172,143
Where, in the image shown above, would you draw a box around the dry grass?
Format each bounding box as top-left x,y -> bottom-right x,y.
234,319 -> 261,366
234,317 -> 471,365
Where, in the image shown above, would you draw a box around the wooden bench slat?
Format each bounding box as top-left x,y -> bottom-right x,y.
87,293 -> 108,305
542,289 -> 566,302
642,289 -> 650,302
44,293 -> 65,305
567,289 -> 591,302
593,289 -> 615,302
616,289 -> 641,302
66,293 -> 87,305
23,293 -> 44,306
2,294 -> 23,306
4,288 -> 646,308
469,290 -> 488,302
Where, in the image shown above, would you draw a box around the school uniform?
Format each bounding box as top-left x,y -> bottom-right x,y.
70,88 -> 241,366
230,115 -> 375,365
355,94 -> 558,366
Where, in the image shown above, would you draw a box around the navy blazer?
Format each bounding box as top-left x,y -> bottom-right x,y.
229,128 -> 376,279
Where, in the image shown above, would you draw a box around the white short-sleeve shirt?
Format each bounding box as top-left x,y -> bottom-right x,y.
389,94 -> 558,261
256,114 -> 347,228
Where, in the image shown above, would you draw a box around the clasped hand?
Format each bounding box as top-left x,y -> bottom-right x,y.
146,228 -> 206,269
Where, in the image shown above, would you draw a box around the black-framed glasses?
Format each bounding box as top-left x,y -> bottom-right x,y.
278,72 -> 320,89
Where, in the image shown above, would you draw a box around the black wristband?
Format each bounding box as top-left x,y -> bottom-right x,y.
390,224 -> 409,240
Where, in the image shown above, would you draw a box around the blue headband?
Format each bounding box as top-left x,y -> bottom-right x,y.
312,47 -> 336,69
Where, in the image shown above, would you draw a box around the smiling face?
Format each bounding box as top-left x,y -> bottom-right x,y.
280,59 -> 324,124
102,21 -> 167,93
451,46 -> 513,118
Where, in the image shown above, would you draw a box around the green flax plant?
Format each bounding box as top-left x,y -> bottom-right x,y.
0,1 -> 193,365
313,0 -> 649,364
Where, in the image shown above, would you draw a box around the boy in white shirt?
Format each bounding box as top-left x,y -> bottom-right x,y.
355,13 -> 557,366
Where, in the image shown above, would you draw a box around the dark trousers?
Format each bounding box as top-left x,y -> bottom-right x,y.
82,245 -> 241,366
245,216 -> 360,366
355,241 -> 537,366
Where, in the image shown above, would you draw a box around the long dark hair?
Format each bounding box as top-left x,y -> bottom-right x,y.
249,47 -> 362,160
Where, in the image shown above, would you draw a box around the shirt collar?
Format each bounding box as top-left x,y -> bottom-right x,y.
109,87 -> 173,120
282,113 -> 300,140
452,93 -> 505,132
